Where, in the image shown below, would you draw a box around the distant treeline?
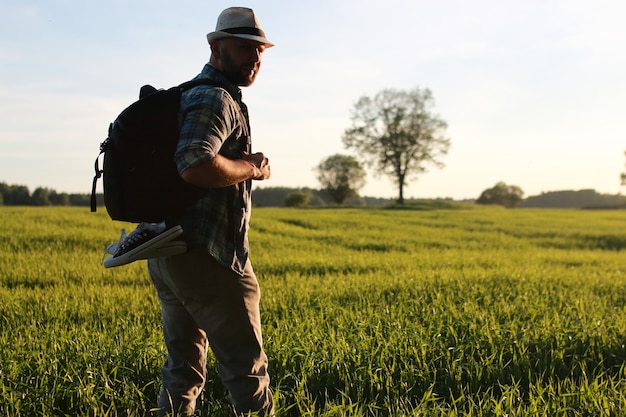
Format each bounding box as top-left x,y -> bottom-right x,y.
520,189 -> 626,209
0,182 -> 96,207
0,182 -> 624,209
0,182 -> 389,208
251,187 -> 393,207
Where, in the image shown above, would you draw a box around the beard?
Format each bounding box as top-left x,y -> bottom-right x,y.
220,49 -> 259,87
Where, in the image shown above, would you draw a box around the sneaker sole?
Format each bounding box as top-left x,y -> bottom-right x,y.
104,241 -> 188,268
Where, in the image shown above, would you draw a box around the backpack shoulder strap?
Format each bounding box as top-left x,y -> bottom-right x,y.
178,78 -> 223,91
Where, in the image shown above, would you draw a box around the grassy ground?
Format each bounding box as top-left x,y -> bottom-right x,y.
1,205 -> 625,416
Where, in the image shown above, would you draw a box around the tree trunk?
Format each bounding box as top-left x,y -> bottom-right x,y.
397,181 -> 405,205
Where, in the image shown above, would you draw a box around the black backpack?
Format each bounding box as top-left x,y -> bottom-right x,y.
91,79 -> 221,223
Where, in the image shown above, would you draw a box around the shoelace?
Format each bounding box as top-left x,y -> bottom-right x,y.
114,229 -> 154,256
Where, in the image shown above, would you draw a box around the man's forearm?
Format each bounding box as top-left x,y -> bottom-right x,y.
180,154 -> 259,188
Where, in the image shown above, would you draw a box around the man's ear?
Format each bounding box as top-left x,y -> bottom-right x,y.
209,40 -> 221,59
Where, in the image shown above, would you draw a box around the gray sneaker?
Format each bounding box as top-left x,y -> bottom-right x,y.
103,222 -> 186,268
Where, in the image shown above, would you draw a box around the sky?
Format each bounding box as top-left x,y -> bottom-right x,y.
1,0 -> 625,201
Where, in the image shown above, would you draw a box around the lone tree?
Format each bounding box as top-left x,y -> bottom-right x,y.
476,181 -> 524,208
342,87 -> 450,204
315,154 -> 366,205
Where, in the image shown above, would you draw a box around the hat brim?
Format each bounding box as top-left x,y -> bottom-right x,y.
207,31 -> 274,48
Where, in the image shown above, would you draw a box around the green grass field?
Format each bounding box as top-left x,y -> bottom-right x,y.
1,205 -> 625,416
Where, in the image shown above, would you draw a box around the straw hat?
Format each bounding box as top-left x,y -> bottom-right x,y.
207,7 -> 274,48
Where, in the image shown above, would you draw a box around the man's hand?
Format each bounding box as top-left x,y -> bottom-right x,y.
242,151 -> 271,180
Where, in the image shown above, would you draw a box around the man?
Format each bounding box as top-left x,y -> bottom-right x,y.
147,7 -> 274,416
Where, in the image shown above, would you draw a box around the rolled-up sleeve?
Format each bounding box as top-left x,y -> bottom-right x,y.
176,87 -> 236,174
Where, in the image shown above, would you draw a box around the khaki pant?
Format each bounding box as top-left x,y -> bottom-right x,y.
148,249 -> 273,416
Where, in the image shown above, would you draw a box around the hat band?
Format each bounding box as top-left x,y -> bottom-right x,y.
222,26 -> 267,38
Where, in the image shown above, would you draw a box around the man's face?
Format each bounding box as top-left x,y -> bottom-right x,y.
217,37 -> 266,87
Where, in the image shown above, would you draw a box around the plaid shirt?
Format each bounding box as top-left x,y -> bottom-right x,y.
173,64 -> 252,275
